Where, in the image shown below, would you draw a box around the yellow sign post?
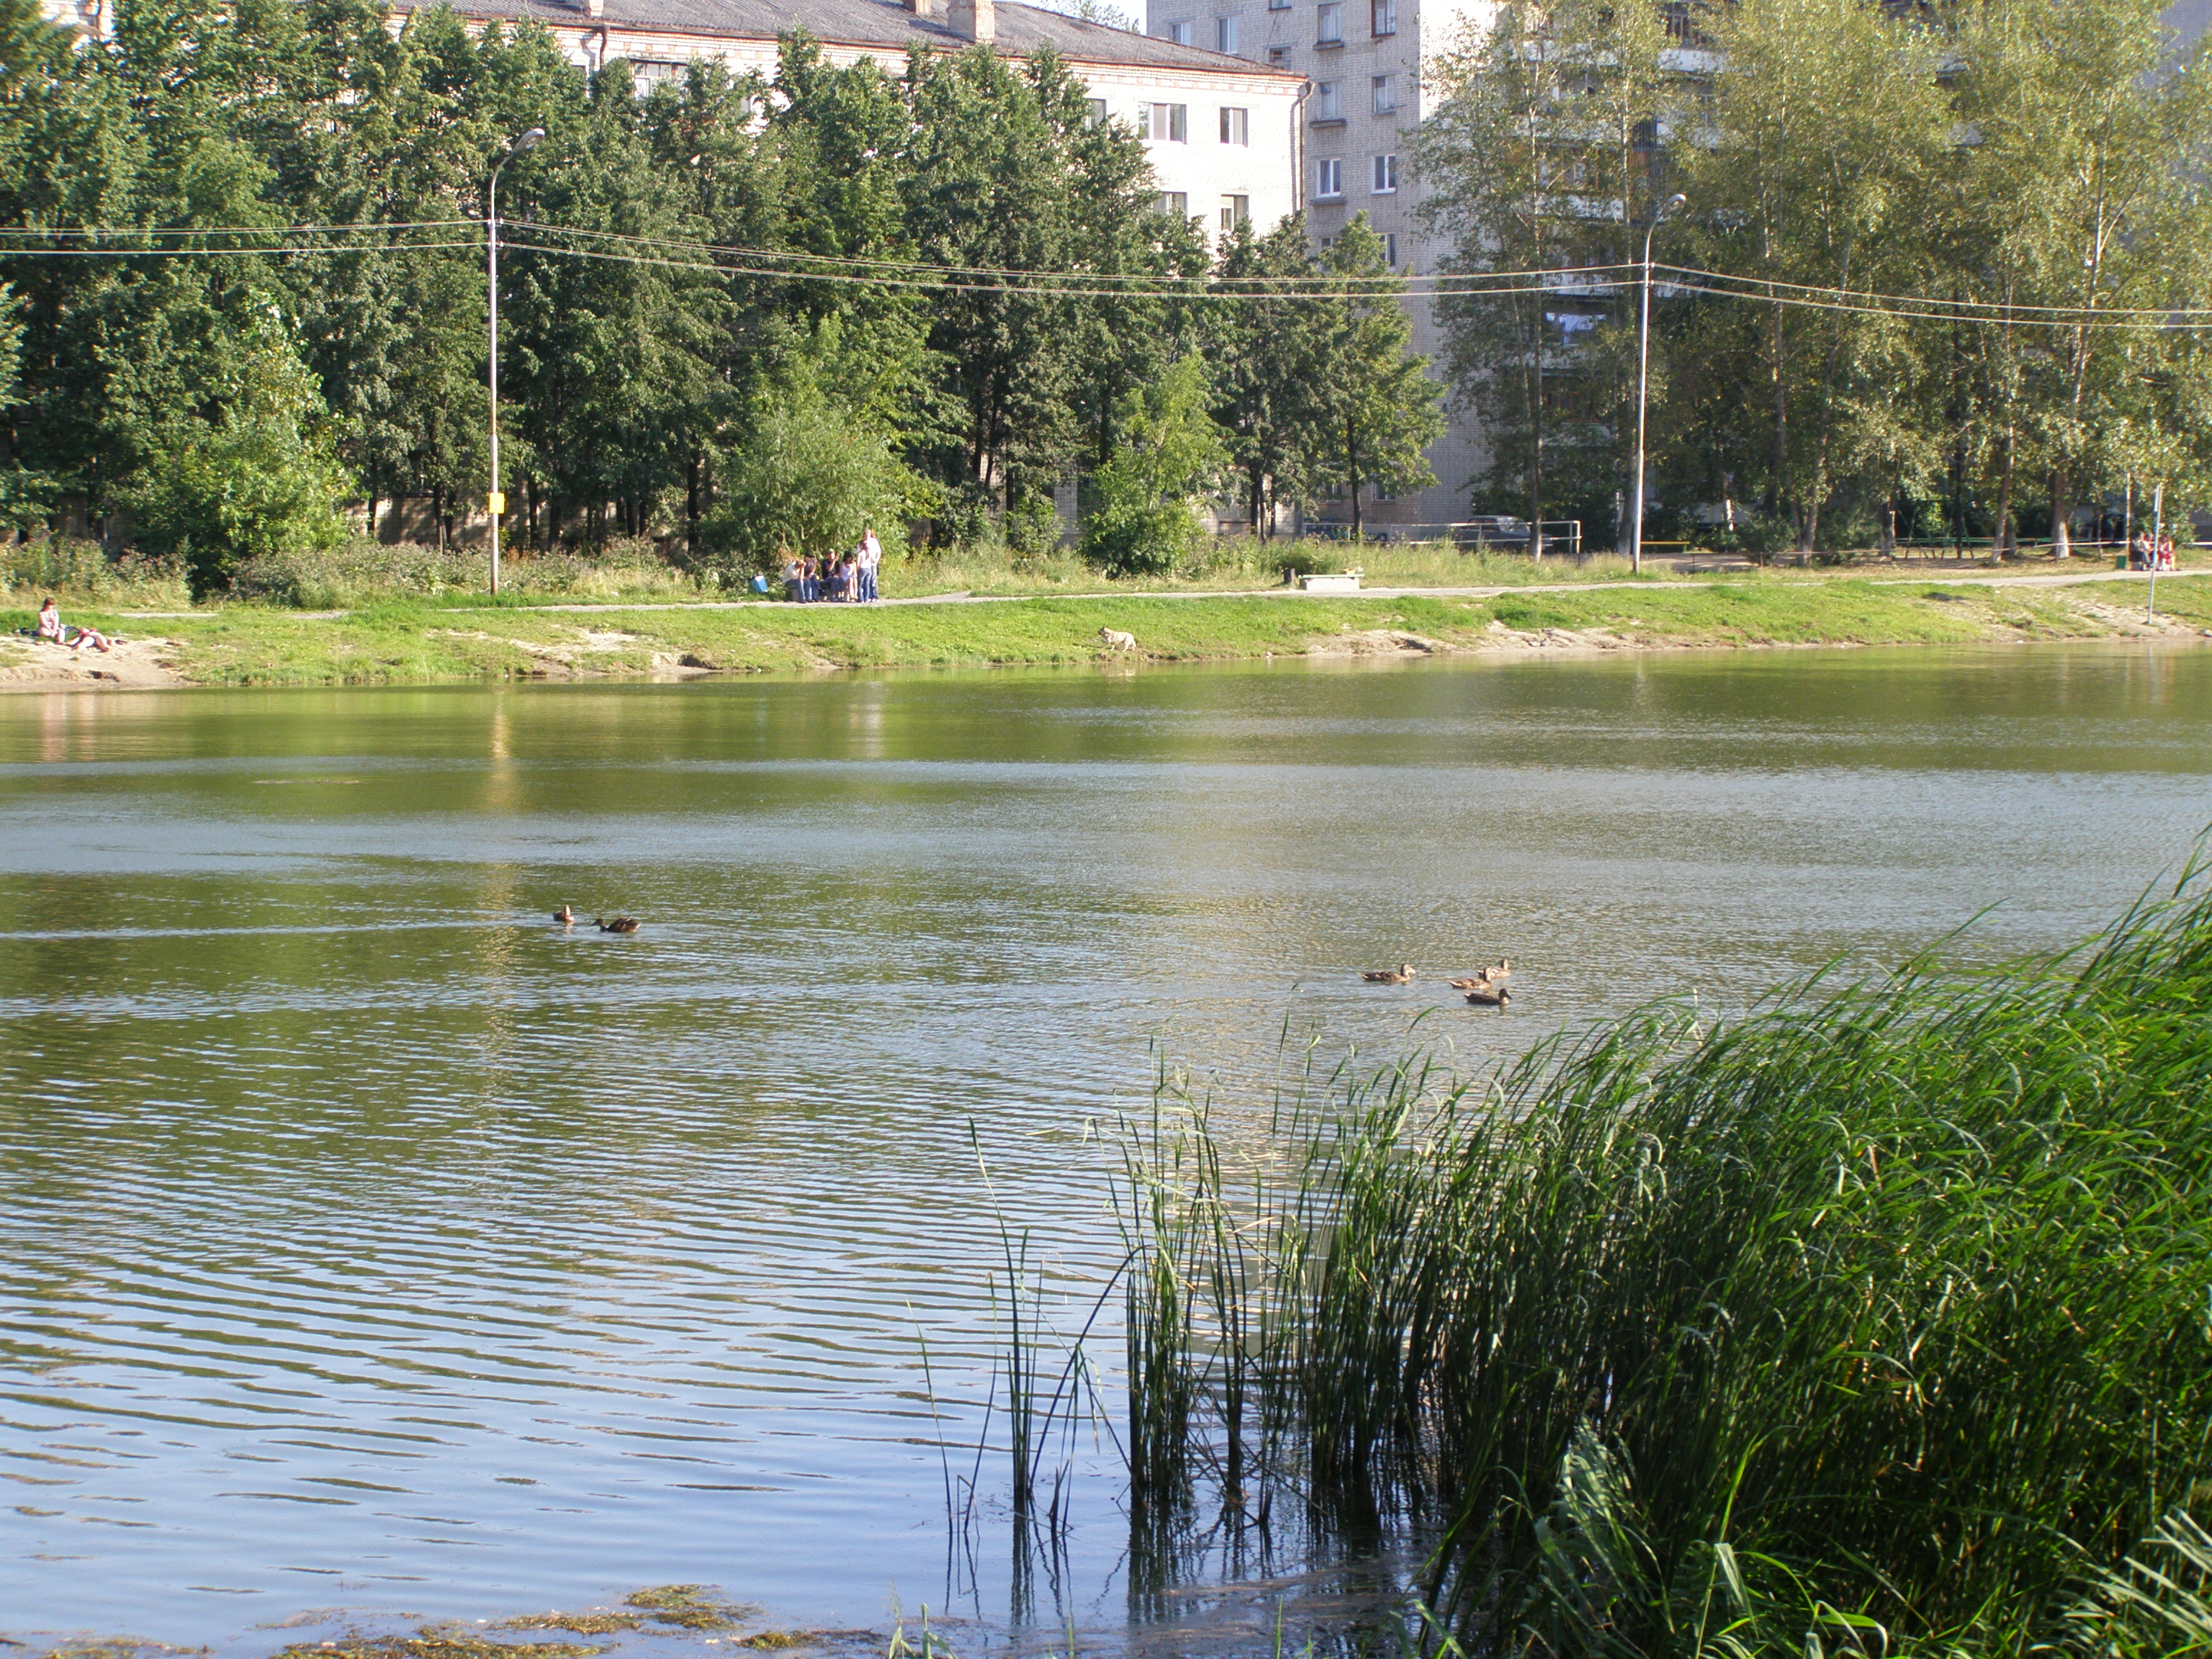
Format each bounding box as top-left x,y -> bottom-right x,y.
486,490 -> 507,516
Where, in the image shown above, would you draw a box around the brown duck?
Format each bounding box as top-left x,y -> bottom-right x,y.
1465,986 -> 1511,1009
596,916 -> 641,933
553,904 -> 575,926
1362,963 -> 1416,984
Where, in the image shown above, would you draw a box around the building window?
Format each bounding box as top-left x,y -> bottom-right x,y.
1140,102 -> 1190,141
1316,156 -> 1344,198
1371,0 -> 1395,32
1161,18 -> 1193,42
631,58 -> 685,90
1385,231 -> 1398,264
1268,0 -> 1290,10
1220,105 -> 1250,144
1157,191 -> 1190,219
1314,79 -> 1341,120
1220,193 -> 1250,230
1316,1 -> 1342,41
1085,96 -> 1107,125
1371,152 -> 1398,192
1372,73 -> 1395,113
1215,15 -> 1238,51
1267,43 -> 1290,60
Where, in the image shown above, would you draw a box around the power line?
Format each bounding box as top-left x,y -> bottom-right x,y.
0,221 -> 472,238
505,217 -> 1647,290
1661,263 -> 2207,322
4,221 -> 2208,328
495,235 -> 1609,302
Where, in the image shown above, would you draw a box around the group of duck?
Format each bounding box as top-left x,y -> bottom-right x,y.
553,905 -> 639,933
1362,959 -> 1512,1007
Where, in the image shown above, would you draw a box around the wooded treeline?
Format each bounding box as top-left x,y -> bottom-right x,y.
1417,0 -> 2212,553
0,0 -> 1438,591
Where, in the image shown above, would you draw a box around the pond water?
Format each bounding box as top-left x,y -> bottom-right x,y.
4,644 -> 2211,1654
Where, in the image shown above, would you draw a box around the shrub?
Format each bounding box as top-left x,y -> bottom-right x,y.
0,537 -> 189,606
1082,354 -> 1228,577
123,318 -> 354,598
1006,490 -> 1064,557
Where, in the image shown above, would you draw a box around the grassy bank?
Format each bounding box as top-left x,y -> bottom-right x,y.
6,569 -> 2208,687
1112,876 -> 2212,1657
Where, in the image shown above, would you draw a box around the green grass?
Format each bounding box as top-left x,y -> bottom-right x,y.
1114,870 -> 2212,1657
5,568 -> 2203,685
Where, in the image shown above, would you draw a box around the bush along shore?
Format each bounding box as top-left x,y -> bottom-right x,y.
3,550 -> 2209,688
1107,871 -> 2212,1658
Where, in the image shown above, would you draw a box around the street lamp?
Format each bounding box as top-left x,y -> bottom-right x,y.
1629,190 -> 1686,575
486,126 -> 545,596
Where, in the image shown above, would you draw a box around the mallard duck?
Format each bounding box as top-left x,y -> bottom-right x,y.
553,904 -> 575,926
1465,986 -> 1511,1008
1446,972 -> 1492,991
1362,963 -> 1416,984
1487,958 -> 1512,982
596,916 -> 641,933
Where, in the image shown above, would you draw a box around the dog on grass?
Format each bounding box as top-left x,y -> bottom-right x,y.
1098,626 -> 1138,652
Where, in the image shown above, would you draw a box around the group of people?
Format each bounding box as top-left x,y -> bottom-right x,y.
782,529 -> 883,604
34,598 -> 113,654
2129,533 -> 2178,570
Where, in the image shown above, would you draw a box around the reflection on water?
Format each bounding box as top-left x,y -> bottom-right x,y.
1,645 -> 2209,1650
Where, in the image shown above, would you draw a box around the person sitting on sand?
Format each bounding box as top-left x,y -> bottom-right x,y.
35,597 -> 112,654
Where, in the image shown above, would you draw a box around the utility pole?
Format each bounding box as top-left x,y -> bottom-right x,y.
1629,192 -> 1686,575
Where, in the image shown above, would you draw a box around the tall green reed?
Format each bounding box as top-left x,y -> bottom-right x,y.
1115,871 -> 2212,1656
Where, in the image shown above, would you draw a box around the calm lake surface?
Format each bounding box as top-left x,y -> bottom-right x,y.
4,644 -> 2211,1653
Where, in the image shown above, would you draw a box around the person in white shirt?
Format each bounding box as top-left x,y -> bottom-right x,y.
858,528 -> 881,603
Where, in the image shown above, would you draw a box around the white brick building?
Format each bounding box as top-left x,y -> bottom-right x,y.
418,0 -> 1309,252
1149,0 -> 1498,534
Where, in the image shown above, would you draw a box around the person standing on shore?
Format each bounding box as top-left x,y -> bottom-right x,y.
858,527 -> 881,603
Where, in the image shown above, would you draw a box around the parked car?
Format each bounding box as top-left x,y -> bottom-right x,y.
1456,516 -> 1530,549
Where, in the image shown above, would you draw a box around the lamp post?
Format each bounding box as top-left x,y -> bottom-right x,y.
1629,191 -> 1686,576
486,126 -> 546,596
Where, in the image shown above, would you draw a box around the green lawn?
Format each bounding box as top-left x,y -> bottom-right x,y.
6,572 -> 2203,686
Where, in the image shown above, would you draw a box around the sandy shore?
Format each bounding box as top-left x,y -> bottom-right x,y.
0,634 -> 189,691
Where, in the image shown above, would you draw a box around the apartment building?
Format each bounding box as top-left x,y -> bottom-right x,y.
1149,0 -> 1496,532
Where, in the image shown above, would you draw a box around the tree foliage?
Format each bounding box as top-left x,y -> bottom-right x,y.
0,0 -> 1447,580
1421,0 -> 2212,554
1082,351 -> 1227,574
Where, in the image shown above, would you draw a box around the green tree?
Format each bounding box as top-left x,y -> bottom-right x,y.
1944,0 -> 2212,554
125,307 -> 354,595
702,315 -> 935,572
1416,0 -> 1668,543
1080,351 -> 1226,575
1305,218 -> 1442,538
1673,0 -> 1953,551
1209,215 -> 1323,537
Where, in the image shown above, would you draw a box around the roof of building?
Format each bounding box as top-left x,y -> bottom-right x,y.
395,0 -> 1301,78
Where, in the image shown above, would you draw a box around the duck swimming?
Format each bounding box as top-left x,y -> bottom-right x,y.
1362,963 -> 1416,984
1465,986 -> 1511,1008
596,916 -> 641,933
553,904 -> 575,926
